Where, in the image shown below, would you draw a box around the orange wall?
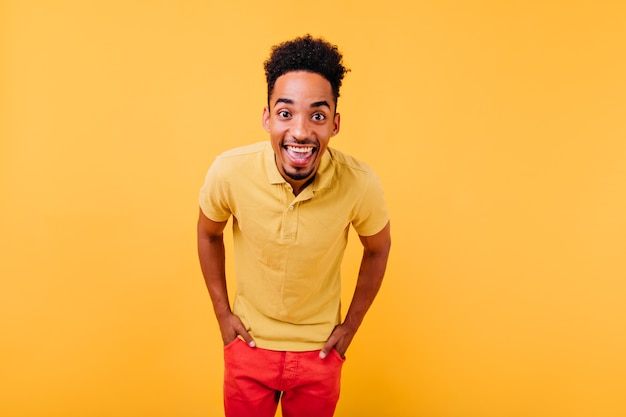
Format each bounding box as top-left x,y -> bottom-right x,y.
2,1 -> 625,416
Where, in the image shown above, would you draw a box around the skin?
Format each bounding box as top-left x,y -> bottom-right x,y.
262,71 -> 340,196
197,70 -> 391,359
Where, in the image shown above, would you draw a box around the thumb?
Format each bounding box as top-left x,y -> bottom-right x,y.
237,326 -> 256,348
319,338 -> 335,359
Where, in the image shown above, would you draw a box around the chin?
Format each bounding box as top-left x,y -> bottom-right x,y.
285,169 -> 314,181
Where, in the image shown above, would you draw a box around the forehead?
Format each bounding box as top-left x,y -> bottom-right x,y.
270,71 -> 335,108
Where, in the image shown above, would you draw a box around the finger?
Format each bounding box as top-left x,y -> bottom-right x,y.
319,335 -> 338,359
233,321 -> 256,347
240,330 -> 256,347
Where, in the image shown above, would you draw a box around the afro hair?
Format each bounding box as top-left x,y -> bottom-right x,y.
264,34 -> 350,106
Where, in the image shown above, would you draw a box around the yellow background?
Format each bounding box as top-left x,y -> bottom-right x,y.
2,1 -> 625,416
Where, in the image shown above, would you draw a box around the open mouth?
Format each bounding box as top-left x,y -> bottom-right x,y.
284,144 -> 317,166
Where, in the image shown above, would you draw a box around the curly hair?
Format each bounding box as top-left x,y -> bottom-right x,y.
264,35 -> 350,107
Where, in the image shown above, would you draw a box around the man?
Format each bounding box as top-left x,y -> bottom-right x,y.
197,34 -> 391,417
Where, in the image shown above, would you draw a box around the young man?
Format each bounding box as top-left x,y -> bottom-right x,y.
197,35 -> 391,417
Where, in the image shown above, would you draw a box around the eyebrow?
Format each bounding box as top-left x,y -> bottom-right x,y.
273,98 -> 331,110
311,100 -> 331,109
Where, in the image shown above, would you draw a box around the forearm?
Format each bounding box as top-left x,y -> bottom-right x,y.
198,232 -> 231,320
320,232 -> 390,358
197,211 -> 254,345
343,246 -> 390,331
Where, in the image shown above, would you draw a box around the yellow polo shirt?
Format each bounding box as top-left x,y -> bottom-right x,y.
199,141 -> 389,351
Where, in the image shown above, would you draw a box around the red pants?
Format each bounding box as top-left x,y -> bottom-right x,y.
223,338 -> 345,417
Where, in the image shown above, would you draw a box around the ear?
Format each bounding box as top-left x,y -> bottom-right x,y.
262,107 -> 270,132
332,113 -> 341,136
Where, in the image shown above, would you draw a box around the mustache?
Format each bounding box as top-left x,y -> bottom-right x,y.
282,139 -> 319,147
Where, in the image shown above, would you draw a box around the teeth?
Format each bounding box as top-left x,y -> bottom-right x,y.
287,145 -> 313,153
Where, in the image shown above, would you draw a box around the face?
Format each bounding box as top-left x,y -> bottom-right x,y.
262,71 -> 340,191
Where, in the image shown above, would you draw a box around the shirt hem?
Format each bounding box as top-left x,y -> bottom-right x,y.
252,339 -> 326,352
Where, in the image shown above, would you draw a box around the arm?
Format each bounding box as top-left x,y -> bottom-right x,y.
320,221 -> 391,359
197,208 -> 255,347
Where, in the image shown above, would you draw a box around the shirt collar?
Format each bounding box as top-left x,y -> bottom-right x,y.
264,142 -> 285,184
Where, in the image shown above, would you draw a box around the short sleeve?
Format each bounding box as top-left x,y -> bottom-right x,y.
351,170 -> 390,236
198,156 -> 232,222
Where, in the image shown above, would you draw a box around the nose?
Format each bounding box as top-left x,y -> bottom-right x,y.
290,115 -> 310,141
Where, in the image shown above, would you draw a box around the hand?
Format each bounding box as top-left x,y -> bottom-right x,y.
217,311 -> 256,348
319,323 -> 356,359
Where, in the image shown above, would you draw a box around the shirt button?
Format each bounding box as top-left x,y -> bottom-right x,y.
289,205 -> 294,211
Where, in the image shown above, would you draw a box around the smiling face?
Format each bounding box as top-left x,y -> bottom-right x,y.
262,71 -> 340,194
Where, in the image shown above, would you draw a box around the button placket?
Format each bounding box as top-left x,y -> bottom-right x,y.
282,201 -> 298,239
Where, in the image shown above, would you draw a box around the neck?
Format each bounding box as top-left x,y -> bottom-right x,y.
288,176 -> 315,196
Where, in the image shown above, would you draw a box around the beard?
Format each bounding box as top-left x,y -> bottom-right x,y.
283,165 -> 315,181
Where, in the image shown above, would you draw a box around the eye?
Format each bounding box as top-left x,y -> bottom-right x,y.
278,110 -> 291,119
312,112 -> 326,121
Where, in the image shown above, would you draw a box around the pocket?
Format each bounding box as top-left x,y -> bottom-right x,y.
224,336 -> 243,350
223,337 -> 245,368
331,348 -> 347,362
